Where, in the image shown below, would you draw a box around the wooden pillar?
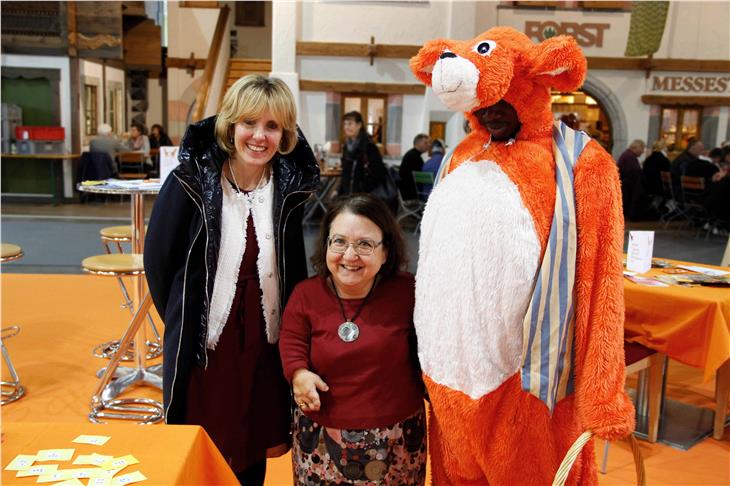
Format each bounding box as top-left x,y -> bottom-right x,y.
67,0 -> 81,155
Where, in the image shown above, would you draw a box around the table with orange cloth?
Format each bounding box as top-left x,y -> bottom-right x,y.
1,422 -> 238,485
623,258 -> 730,440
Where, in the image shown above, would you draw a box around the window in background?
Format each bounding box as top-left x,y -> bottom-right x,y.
107,87 -> 123,134
660,106 -> 702,152
84,84 -> 98,136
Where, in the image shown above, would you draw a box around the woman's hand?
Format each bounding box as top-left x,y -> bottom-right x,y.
292,368 -> 329,412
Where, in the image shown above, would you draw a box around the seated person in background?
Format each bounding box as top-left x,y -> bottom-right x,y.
89,123 -> 122,160
398,134 -> 430,200
617,139 -> 651,221
421,138 -> 445,199
671,138 -> 704,180
686,150 -> 720,184
279,194 -> 426,485
121,122 -> 152,168
642,139 -> 671,209
150,124 -> 173,148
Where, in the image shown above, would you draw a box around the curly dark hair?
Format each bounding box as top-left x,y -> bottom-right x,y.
311,193 -> 408,278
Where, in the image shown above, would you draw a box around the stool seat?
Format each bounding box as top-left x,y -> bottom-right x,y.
100,225 -> 133,240
1,243 -> 24,262
82,254 -> 144,274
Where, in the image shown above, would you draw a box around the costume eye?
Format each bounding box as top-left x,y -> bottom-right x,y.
473,41 -> 496,56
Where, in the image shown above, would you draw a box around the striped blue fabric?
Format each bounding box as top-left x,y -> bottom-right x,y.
520,121 -> 589,412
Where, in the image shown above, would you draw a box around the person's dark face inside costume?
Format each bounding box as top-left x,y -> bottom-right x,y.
474,100 -> 521,141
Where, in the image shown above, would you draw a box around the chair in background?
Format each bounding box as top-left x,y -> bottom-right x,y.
659,171 -> 687,228
117,152 -> 147,179
600,342 -> 664,474
394,167 -> 425,233
679,176 -> 710,235
1,243 -> 26,405
79,152 -> 116,181
77,152 -> 116,203
412,170 -> 435,201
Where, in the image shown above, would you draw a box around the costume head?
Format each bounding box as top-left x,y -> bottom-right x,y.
409,27 -> 587,141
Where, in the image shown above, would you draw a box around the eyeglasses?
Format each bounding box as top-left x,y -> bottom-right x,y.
327,236 -> 383,256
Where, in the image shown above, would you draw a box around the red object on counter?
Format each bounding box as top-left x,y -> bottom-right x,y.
14,126 -> 65,141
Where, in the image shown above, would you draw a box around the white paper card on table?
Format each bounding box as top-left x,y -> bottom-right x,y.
73,454 -> 112,467
4,454 -> 36,470
110,471 -> 146,486
626,231 -> 654,273
677,265 -> 730,277
72,435 -> 111,446
101,455 -> 139,471
15,464 -> 58,477
159,146 -> 180,185
50,479 -> 85,486
36,449 -> 75,462
87,478 -> 112,486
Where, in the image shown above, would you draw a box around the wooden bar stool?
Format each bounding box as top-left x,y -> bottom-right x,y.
1,243 -> 26,405
601,342 -> 665,474
95,226 -> 161,361
82,254 -> 163,424
1,243 -> 24,263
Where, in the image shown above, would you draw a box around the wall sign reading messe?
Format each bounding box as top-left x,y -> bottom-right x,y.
651,75 -> 730,94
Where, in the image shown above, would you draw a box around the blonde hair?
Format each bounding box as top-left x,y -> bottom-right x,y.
215,75 -> 297,155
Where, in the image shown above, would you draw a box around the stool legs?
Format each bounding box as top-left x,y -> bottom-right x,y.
1,326 -> 25,405
97,238 -> 162,361
90,293 -> 163,424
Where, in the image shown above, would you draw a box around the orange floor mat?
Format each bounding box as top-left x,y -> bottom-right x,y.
1,274 -> 727,485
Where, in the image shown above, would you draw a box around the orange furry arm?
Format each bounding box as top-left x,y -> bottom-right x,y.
572,140 -> 635,441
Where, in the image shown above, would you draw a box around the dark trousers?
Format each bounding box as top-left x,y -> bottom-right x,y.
236,460 -> 266,486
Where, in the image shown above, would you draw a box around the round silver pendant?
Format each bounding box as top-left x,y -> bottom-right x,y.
338,321 -> 360,343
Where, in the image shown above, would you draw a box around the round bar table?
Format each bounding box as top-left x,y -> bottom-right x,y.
77,181 -> 162,420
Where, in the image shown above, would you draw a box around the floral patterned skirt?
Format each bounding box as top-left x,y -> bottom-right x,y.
291,405 -> 427,485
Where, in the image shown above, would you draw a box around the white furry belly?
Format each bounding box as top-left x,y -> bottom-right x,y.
415,160 -> 541,399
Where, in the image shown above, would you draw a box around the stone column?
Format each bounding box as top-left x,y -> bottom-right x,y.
271,0 -> 300,114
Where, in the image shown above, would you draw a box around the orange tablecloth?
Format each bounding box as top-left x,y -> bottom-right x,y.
1,422 -> 238,485
624,259 -> 730,382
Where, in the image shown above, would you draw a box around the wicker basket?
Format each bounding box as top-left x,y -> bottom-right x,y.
552,431 -> 646,486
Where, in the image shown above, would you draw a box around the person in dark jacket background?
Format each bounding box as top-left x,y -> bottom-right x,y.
338,110 -> 386,197
144,75 -> 319,486
399,133 -> 431,200
642,138 -> 671,211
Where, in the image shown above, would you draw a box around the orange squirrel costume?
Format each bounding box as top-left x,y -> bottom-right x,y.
410,27 -> 635,485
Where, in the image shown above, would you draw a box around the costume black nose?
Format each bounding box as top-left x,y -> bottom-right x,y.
440,52 -> 456,59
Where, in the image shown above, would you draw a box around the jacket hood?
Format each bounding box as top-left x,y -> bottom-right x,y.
177,116 -> 228,175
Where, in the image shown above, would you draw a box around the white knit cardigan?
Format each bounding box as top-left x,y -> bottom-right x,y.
206,174 -> 280,349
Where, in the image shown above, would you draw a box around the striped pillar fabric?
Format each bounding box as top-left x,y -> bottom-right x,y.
625,1 -> 670,57
520,121 -> 589,412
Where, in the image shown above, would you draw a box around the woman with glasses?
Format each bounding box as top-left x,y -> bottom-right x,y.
279,194 -> 426,485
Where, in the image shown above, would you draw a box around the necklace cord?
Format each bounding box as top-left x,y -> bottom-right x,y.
228,159 -> 268,194
329,276 -> 378,324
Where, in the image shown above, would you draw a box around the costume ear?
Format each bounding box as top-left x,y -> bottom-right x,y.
409,39 -> 451,87
529,35 -> 587,92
